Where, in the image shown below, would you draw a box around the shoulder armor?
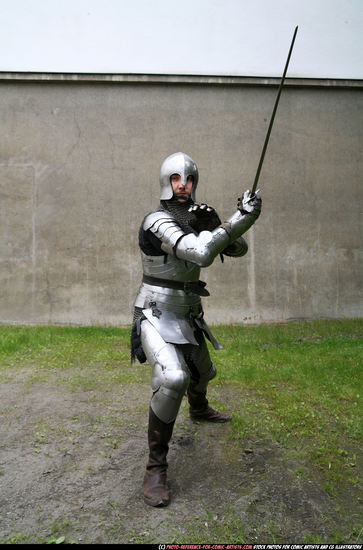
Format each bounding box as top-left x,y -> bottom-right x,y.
142,211 -> 185,256
143,211 -> 175,231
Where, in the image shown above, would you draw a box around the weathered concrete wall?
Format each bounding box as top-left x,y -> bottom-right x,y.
0,75 -> 362,326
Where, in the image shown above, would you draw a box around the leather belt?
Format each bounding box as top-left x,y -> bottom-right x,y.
142,274 -> 210,297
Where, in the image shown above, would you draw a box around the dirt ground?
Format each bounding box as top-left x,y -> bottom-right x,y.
0,367 -> 360,544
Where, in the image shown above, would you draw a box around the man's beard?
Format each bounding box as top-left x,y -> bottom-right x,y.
174,194 -> 189,203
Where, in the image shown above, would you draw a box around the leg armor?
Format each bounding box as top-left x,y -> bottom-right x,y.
141,319 -> 190,424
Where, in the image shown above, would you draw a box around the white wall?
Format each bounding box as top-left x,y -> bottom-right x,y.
1,0 -> 362,79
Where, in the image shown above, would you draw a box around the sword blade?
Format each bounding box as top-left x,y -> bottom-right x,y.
251,25 -> 298,194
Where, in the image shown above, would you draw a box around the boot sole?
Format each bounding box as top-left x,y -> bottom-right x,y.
143,495 -> 169,507
190,416 -> 231,423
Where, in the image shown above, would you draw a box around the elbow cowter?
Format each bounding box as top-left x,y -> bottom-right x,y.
171,228 -> 230,267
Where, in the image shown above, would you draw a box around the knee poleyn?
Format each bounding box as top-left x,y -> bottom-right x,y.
164,369 -> 190,394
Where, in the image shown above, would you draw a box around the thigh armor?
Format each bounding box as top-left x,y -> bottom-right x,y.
140,319 -> 216,423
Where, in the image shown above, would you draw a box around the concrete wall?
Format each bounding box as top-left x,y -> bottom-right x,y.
0,74 -> 362,326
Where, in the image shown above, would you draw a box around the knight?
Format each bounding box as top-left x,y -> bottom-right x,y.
131,151 -> 261,507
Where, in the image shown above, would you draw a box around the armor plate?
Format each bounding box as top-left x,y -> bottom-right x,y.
141,252 -> 200,282
143,307 -> 199,345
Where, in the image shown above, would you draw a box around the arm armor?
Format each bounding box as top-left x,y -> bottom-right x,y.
144,209 -> 257,268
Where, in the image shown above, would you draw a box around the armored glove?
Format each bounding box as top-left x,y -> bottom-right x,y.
237,189 -> 262,219
188,203 -> 222,232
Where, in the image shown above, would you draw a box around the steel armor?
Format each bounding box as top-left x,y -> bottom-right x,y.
132,153 -> 261,425
159,152 -> 199,201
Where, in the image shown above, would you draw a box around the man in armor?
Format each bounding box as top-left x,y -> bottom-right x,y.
131,152 -> 261,507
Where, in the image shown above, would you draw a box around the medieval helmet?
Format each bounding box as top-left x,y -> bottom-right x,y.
159,152 -> 199,201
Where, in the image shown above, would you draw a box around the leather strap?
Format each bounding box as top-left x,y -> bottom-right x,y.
142,274 -> 210,297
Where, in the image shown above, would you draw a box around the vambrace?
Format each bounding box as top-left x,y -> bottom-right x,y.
173,210 -> 257,267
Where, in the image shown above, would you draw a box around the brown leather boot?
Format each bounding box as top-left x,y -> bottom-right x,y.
142,407 -> 175,507
188,386 -> 231,423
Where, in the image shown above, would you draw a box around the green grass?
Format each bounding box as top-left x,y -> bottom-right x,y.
209,319 -> 362,488
0,319 -> 361,544
0,324 -> 147,388
0,320 -> 361,457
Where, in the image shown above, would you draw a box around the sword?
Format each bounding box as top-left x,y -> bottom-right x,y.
250,25 -> 298,197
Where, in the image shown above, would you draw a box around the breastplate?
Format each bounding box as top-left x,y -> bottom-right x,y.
141,252 -> 200,282
134,252 -> 202,313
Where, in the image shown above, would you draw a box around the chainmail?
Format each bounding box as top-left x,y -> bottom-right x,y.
131,306 -> 146,363
159,197 -> 198,234
133,306 -> 144,324
160,197 -> 221,233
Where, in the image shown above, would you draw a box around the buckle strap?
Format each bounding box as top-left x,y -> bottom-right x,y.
142,274 -> 210,297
